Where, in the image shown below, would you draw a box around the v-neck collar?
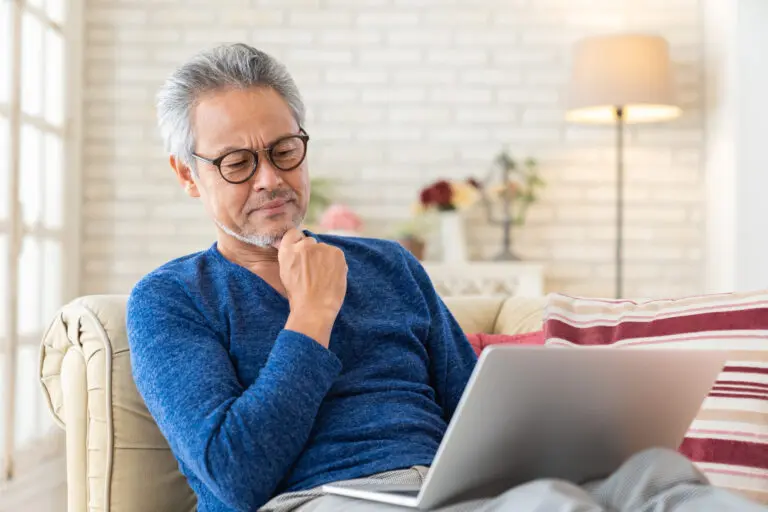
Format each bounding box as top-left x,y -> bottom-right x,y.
206,230 -> 318,305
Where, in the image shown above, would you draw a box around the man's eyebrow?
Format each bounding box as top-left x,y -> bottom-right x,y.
207,131 -> 298,158
209,145 -> 242,156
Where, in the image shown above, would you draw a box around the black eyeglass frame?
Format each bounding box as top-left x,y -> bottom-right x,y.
191,128 -> 310,184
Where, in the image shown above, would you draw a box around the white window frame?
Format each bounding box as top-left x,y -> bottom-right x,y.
1,0 -> 82,482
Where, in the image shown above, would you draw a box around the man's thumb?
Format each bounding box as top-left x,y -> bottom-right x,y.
274,228 -> 303,250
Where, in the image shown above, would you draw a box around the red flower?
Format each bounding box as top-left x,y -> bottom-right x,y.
420,187 -> 434,205
420,180 -> 453,209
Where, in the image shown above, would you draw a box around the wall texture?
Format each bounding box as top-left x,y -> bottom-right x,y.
81,0 -> 704,298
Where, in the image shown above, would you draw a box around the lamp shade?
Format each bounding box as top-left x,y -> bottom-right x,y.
566,34 -> 681,124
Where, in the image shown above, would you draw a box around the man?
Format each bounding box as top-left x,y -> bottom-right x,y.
127,43 -> 766,512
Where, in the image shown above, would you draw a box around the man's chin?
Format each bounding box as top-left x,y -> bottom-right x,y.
215,219 -> 286,249
241,222 -> 301,248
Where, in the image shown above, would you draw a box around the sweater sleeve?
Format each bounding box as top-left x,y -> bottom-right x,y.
126,274 -> 342,511
399,247 -> 478,423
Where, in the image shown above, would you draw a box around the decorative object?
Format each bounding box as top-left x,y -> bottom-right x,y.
417,178 -> 481,263
422,261 -> 545,297
317,203 -> 363,236
477,151 -> 545,261
565,33 -> 681,298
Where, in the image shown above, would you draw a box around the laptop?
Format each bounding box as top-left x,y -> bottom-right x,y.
322,345 -> 727,510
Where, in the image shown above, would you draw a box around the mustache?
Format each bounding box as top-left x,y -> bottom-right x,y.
249,189 -> 298,210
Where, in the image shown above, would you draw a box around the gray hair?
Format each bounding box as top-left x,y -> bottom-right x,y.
156,43 -> 306,172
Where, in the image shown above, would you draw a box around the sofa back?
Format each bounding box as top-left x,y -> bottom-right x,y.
39,294 -> 543,512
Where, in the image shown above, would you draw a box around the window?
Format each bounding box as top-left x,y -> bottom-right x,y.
1,0 -> 73,481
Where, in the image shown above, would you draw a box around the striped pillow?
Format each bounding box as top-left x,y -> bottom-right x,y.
543,291 -> 768,504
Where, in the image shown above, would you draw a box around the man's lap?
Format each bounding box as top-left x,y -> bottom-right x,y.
264,449 -> 768,512
262,466 -> 429,511
292,480 -> 595,512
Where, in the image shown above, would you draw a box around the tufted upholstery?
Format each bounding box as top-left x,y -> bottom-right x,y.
39,294 -> 545,511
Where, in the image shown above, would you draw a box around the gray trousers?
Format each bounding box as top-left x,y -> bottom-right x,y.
261,448 -> 768,511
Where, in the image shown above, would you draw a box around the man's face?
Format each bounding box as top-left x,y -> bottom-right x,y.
185,86 -> 309,247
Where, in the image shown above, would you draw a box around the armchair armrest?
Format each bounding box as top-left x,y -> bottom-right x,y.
39,295 -> 195,512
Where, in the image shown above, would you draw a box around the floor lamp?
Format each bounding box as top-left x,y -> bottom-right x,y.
565,34 -> 682,298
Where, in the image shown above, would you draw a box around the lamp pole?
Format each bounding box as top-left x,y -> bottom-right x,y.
615,106 -> 625,299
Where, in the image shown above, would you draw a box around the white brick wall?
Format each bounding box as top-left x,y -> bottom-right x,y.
81,0 -> 705,298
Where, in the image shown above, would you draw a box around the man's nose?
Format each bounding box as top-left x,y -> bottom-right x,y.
251,158 -> 284,191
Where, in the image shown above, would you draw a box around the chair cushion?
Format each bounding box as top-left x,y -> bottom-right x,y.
443,296 -> 507,334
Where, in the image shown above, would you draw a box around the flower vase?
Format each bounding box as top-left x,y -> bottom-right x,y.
440,210 -> 468,263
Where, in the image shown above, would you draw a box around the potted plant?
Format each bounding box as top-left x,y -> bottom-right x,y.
390,216 -> 430,261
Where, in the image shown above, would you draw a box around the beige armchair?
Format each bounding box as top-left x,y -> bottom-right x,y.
39,294 -> 545,512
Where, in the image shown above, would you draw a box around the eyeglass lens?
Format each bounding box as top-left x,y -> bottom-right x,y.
218,135 -> 306,183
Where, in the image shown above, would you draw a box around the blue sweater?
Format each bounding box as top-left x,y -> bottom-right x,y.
126,234 -> 478,512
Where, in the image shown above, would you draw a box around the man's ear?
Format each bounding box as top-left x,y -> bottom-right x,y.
170,155 -> 200,198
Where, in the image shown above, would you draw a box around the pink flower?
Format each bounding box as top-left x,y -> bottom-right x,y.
319,204 -> 363,232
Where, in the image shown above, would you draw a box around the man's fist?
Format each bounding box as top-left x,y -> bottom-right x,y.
277,229 -> 348,341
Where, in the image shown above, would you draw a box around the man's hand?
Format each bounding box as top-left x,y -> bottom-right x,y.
278,228 -> 348,348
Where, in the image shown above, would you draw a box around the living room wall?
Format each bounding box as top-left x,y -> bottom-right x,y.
80,0 -> 705,299
704,0 -> 768,294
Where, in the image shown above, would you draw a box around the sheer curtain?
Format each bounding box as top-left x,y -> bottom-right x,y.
1,0 -> 71,482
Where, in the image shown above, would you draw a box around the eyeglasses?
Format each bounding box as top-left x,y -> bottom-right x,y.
191,128 -> 310,184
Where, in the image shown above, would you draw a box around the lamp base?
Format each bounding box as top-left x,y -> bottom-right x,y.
492,249 -> 521,262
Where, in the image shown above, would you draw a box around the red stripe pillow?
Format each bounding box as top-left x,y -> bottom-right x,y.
465,331 -> 545,356
543,291 -> 768,504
